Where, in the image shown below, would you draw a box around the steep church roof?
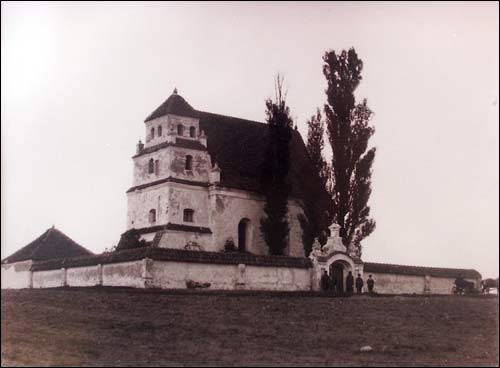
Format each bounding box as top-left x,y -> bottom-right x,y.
1,227 -> 93,264
144,89 -> 200,121
198,111 -> 316,199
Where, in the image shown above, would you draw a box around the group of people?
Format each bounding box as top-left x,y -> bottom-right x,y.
320,270 -> 375,295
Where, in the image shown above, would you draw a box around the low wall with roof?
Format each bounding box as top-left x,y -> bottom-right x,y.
2,247 -> 313,291
363,263 -> 481,294
2,249 -> 482,294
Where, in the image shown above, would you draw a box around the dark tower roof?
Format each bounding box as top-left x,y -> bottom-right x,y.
1,227 -> 93,264
144,89 -> 199,121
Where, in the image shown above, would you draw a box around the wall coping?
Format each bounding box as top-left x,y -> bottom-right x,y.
30,247 -> 313,271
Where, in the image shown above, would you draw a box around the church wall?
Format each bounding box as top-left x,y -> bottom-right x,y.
156,231 -> 213,251
1,260 -> 32,289
144,114 -> 200,148
132,148 -> 173,187
167,185 -> 210,226
168,147 -> 210,183
126,186 -> 169,229
66,265 -> 100,287
208,189 -> 306,257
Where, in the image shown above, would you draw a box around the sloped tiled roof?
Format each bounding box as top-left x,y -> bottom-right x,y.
363,262 -> 481,279
144,91 -> 200,121
1,227 -> 93,264
198,111 -> 317,199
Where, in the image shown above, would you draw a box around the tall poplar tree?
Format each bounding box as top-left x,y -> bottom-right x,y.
260,75 -> 294,255
298,109 -> 333,255
323,48 -> 376,257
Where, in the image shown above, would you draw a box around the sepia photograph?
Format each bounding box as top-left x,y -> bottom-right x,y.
1,1 -> 499,366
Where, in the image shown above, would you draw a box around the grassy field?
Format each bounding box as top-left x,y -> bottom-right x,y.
1,288 -> 498,367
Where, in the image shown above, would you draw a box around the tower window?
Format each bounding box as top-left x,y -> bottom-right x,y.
189,126 -> 196,137
185,155 -> 193,170
158,126 -> 162,137
154,160 -> 160,175
148,158 -> 154,174
183,209 -> 194,223
151,127 -> 155,140
149,209 -> 156,224
177,124 -> 184,136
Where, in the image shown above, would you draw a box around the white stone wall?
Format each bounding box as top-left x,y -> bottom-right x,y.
66,265 -> 100,287
244,265 -> 311,291
126,185 -> 169,229
132,147 -> 210,187
428,276 -> 478,294
102,261 -> 144,288
127,182 -> 212,233
144,114 -> 200,148
366,272 -> 426,294
1,260 -> 32,289
33,269 -> 65,288
363,272 -> 480,294
208,187 -> 306,257
151,260 -> 239,290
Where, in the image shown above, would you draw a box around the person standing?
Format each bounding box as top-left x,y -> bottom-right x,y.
356,274 -> 364,294
346,271 -> 354,295
367,274 -> 375,293
320,270 -> 329,292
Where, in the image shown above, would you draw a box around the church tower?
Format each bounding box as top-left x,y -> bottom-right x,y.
126,89 -> 215,247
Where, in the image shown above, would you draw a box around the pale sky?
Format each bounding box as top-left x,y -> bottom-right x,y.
1,2 -> 498,278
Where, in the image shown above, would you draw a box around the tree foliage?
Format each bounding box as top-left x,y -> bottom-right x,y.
298,109 -> 334,256
323,48 -> 376,257
260,75 -> 294,255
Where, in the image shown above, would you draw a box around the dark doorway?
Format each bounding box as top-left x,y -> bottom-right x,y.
330,262 -> 344,295
238,219 -> 249,252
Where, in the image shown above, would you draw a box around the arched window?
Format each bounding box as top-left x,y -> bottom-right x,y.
158,125 -> 162,137
148,158 -> 154,174
185,155 -> 193,170
149,209 -> 156,224
154,160 -> 160,175
150,127 -> 155,140
189,126 -> 196,137
177,124 -> 184,136
183,209 -> 194,222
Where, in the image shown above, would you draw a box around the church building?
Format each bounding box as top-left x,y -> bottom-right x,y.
125,89 -> 316,257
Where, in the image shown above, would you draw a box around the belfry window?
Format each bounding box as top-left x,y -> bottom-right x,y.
149,209 -> 156,224
185,155 -> 193,170
183,209 -> 194,223
154,160 -> 160,175
177,124 -> 184,136
189,126 -> 196,138
148,158 -> 154,174
158,126 -> 162,137
151,127 -> 155,140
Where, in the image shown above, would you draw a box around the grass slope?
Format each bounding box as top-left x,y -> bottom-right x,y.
1,288 -> 498,366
